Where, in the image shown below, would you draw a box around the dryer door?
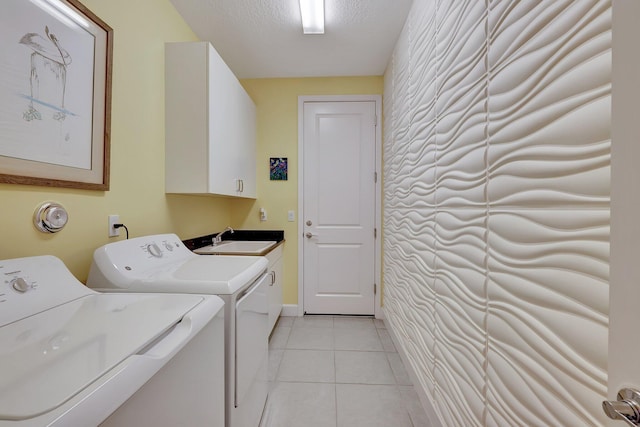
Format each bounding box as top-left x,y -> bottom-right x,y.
235,273 -> 269,409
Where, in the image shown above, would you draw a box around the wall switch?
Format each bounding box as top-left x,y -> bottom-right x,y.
259,207 -> 267,222
108,215 -> 120,237
287,210 -> 295,222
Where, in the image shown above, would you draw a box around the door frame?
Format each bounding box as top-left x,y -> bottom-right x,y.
609,0 -> 640,412
297,95 -> 383,318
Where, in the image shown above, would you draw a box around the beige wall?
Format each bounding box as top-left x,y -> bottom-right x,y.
232,77 -> 384,305
0,0 -> 232,281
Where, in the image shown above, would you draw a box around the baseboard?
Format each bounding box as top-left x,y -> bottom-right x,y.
383,308 -> 443,427
281,304 -> 385,318
280,304 -> 299,317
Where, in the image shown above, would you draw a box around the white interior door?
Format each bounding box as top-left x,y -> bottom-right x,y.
302,100 -> 377,315
608,1 -> 640,426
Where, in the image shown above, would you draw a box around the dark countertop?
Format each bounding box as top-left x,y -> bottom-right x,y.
183,229 -> 285,252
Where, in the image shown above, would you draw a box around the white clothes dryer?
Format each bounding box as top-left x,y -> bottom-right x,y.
87,234 -> 270,427
0,255 -> 225,427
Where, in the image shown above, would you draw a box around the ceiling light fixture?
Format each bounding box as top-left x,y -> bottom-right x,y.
299,0 -> 325,34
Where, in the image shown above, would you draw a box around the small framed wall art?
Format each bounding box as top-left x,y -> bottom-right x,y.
270,157 -> 287,181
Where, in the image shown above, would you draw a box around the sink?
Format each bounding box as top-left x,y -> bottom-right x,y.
194,240 -> 277,255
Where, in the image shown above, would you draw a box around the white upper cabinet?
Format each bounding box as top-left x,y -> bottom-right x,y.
165,42 -> 256,198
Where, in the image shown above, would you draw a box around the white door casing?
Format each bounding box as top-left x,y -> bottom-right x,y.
298,96 -> 382,317
608,1 -> 640,426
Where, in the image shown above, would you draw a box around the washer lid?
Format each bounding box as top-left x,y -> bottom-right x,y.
0,292 -> 205,421
170,255 -> 268,294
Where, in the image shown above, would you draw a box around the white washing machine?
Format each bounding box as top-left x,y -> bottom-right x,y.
0,255 -> 225,427
87,233 -> 270,427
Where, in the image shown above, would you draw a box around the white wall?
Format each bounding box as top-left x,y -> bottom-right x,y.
383,1 -> 610,426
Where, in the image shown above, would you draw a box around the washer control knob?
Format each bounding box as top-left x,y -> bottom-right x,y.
164,242 -> 174,252
147,243 -> 163,258
12,277 -> 30,293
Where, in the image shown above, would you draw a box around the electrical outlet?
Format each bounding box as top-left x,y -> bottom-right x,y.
108,215 -> 120,237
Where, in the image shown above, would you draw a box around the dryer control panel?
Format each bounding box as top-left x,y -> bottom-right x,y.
87,234 -> 197,290
143,237 -> 184,259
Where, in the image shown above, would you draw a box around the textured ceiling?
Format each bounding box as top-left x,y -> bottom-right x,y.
168,0 -> 413,79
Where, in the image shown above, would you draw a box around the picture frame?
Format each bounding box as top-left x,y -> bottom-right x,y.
270,157 -> 288,181
0,0 -> 113,190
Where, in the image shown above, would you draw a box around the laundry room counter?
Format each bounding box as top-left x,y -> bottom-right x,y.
182,230 -> 285,256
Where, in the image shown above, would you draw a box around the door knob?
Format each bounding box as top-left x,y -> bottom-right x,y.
603,388 -> 640,425
305,232 -> 317,239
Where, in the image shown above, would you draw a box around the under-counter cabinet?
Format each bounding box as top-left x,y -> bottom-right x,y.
265,244 -> 283,334
165,41 -> 256,198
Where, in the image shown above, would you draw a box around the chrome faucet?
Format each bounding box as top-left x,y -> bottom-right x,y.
212,226 -> 234,246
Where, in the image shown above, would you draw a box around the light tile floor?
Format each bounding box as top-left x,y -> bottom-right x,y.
260,316 -> 431,427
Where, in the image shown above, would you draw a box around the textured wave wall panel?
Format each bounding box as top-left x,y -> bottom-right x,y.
392,19 -> 412,161
383,208 -> 437,396
435,0 -> 488,208
383,0 -> 611,425
431,1 -> 488,425
383,51 -> 399,212
486,210 -> 609,426
408,0 -> 438,209
488,0 -> 611,208
434,210 -> 487,426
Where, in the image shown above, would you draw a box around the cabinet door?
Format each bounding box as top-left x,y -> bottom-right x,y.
235,88 -> 256,198
266,245 -> 284,334
208,44 -> 241,196
165,42 -> 210,194
268,255 -> 283,334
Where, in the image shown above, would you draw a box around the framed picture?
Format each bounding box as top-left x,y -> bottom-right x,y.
270,157 -> 288,181
0,0 -> 113,190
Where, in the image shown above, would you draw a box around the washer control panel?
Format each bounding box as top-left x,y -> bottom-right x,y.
1,275 -> 35,302
0,255 -> 92,327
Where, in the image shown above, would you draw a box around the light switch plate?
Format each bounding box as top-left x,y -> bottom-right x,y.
287,210 -> 295,222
